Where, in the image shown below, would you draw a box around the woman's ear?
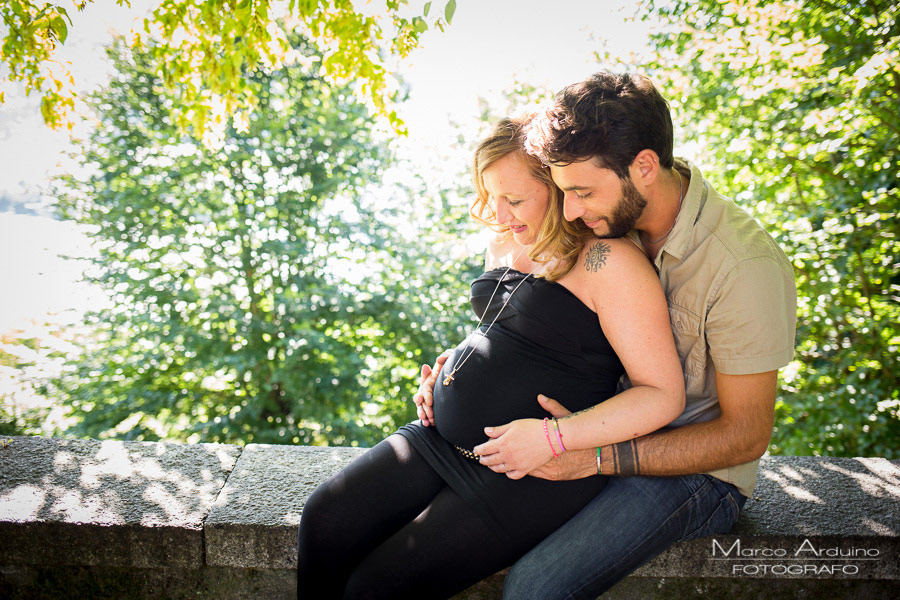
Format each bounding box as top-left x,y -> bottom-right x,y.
628,149 -> 660,186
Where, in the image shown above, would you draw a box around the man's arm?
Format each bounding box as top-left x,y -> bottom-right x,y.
530,370 -> 777,480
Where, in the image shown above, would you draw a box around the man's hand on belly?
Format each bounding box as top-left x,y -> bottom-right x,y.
529,449 -> 599,481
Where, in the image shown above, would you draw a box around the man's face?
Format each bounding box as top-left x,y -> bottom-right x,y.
550,159 -> 647,238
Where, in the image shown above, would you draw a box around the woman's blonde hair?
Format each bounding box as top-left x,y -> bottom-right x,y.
471,115 -> 593,281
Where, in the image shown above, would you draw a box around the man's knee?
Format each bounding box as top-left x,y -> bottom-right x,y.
502,549 -> 567,600
679,478 -> 745,541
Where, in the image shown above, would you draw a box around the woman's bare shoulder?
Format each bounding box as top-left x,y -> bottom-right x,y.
569,238 -> 662,316
576,237 -> 649,275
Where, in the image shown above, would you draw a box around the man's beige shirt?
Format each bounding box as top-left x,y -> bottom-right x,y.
626,159 -> 797,497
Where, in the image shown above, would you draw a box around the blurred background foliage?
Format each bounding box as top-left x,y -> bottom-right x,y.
642,0 -> 899,458
2,32 -> 483,446
2,0 -> 897,458
49,36 -> 481,447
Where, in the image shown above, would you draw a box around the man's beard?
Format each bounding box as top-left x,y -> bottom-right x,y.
595,175 -> 647,239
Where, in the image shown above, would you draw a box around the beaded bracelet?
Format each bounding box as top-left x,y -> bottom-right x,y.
596,446 -> 603,475
543,418 -> 559,458
553,418 -> 567,452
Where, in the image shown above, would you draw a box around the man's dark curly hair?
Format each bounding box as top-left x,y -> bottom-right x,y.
525,71 -> 674,178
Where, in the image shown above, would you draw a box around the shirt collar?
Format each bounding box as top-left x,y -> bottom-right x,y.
628,158 -> 705,267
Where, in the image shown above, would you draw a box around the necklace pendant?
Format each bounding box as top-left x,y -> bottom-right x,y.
443,373 -> 454,386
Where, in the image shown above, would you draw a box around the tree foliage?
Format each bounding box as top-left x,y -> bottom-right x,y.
1,0 -> 457,137
0,328 -> 59,435
0,0 -> 89,128
50,35 -> 479,446
640,0 -> 899,457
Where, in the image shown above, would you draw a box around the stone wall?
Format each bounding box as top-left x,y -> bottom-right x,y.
1,435 -> 899,599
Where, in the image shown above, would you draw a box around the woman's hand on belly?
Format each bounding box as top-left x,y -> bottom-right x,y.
474,417 -> 557,480
413,352 -> 450,427
474,393 -> 573,478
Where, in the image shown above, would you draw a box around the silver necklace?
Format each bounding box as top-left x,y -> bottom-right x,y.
443,262 -> 535,386
644,171 -> 684,245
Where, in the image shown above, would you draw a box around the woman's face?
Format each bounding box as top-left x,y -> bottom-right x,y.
481,152 -> 550,246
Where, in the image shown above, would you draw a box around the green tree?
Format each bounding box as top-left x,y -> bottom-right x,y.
0,328 -> 58,435
1,0 -> 457,135
639,0 -> 899,457
50,34 -> 479,446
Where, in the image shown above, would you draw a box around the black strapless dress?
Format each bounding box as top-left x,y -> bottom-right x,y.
398,269 -> 624,546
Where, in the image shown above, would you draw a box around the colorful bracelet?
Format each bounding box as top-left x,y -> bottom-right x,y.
543,418 -> 559,458
596,446 -> 603,475
553,418 -> 567,452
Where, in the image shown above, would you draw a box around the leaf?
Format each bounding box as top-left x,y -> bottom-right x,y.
424,1 -> 432,17
56,6 -> 72,24
444,0 -> 456,24
50,14 -> 68,43
39,95 -> 52,123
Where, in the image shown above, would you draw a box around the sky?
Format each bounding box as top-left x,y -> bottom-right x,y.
398,0 -> 648,139
0,0 -> 651,333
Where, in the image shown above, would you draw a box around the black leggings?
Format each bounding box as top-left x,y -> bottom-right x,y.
296,434 -> 522,600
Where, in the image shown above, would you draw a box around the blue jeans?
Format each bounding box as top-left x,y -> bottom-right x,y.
502,474 -> 746,600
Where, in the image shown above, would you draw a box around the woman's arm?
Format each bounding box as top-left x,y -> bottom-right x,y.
527,370 -> 777,480
473,238 -> 685,479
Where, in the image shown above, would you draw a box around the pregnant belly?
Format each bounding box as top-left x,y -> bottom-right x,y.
433,329 -> 603,450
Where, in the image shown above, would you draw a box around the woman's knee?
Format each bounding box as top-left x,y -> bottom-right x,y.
298,479 -> 343,545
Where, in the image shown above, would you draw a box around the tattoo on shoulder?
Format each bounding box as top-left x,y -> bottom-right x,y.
585,241 -> 611,272
611,440 -> 641,475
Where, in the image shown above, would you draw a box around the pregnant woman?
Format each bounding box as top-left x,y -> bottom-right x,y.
296,116 -> 684,600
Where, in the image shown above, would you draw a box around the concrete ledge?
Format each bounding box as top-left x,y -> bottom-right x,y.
1,565 -> 295,600
0,436 -> 239,570
205,444 -> 364,569
1,435 -> 899,598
